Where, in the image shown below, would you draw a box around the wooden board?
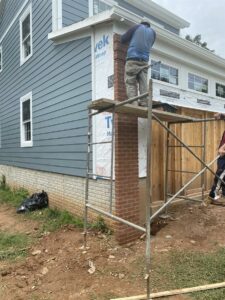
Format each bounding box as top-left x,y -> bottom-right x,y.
89,98 -> 199,123
90,99 -> 222,204
111,281 -> 225,300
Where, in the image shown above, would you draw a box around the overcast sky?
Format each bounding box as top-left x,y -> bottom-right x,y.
153,0 -> 225,58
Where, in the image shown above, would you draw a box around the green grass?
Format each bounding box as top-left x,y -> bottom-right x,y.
150,249 -> 225,300
0,186 -> 29,207
0,231 -> 31,260
0,185 -> 109,234
28,208 -> 84,232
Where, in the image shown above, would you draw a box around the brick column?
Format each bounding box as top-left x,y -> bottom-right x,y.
114,34 -> 140,244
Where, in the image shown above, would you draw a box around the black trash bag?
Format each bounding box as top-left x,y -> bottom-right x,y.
17,190 -> 49,213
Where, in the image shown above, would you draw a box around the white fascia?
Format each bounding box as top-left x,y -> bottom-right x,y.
48,5 -> 143,43
48,8 -> 115,44
48,4 -> 225,73
155,26 -> 225,71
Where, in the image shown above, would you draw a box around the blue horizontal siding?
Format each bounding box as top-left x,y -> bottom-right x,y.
0,0 -> 92,177
0,0 -> 24,37
62,0 -> 89,26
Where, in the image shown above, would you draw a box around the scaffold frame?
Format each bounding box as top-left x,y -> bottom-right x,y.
84,79 -> 225,300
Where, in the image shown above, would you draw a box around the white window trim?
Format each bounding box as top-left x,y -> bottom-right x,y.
89,0 -> 118,17
52,0 -> 62,31
151,60 -> 179,87
215,82 -> 225,99
0,45 -> 2,72
20,4 -> 33,66
20,92 -> 33,148
188,72 -> 209,95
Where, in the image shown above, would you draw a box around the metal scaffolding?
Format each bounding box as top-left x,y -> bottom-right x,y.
84,79 -> 224,300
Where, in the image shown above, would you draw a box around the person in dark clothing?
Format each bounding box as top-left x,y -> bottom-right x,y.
121,21 -> 156,106
209,130 -> 225,201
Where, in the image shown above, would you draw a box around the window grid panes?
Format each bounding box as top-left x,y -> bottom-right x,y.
151,60 -> 178,85
22,99 -> 31,142
24,122 -> 31,141
22,14 -> 31,58
216,83 -> 225,99
188,73 -> 208,93
93,0 -> 111,14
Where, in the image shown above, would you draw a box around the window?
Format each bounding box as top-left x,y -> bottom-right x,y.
188,73 -> 208,94
151,60 -> 178,85
20,5 -> 32,65
216,83 -> 225,99
90,0 -> 116,15
0,46 -> 2,72
20,92 -> 33,147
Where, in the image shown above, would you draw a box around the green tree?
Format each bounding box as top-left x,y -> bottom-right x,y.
185,34 -> 214,52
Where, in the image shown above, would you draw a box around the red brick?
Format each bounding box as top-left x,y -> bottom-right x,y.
113,34 -> 141,244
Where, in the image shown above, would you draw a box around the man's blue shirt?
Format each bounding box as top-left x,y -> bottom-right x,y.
121,24 -> 156,62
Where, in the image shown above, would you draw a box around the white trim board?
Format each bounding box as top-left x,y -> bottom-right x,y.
52,0 -> 62,31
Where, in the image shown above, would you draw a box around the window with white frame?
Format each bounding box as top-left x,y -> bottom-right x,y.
20,5 -> 32,65
151,60 -> 179,85
0,46 -> 2,72
90,0 -> 117,15
216,83 -> 225,99
188,73 -> 208,94
20,92 -> 33,147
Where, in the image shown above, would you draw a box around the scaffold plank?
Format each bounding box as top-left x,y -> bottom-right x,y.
89,98 -> 199,123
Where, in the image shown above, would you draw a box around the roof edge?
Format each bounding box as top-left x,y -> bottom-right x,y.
123,0 -> 190,29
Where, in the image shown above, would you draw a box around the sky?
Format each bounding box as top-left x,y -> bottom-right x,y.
153,0 -> 225,58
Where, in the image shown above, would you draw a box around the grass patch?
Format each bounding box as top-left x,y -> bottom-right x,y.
150,249 -> 225,299
28,208 -> 84,232
0,185 -> 110,234
0,231 -> 31,260
0,186 -> 29,207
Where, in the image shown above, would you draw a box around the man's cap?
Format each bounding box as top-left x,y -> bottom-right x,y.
140,17 -> 151,27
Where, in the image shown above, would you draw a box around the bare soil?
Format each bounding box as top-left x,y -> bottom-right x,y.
0,200 -> 225,300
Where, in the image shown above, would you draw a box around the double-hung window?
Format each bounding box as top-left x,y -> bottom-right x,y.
20,5 -> 32,65
188,73 -> 208,93
0,46 -> 2,72
151,60 -> 178,85
216,83 -> 225,99
20,92 -> 33,147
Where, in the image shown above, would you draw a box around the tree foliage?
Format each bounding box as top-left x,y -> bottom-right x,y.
185,34 -> 214,53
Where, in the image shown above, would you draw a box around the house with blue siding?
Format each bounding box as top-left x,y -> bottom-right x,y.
1,0 -> 225,242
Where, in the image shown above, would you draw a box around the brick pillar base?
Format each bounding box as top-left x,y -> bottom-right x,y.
114,34 -> 140,244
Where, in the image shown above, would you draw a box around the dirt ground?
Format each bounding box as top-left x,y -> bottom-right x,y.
0,200 -> 225,300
